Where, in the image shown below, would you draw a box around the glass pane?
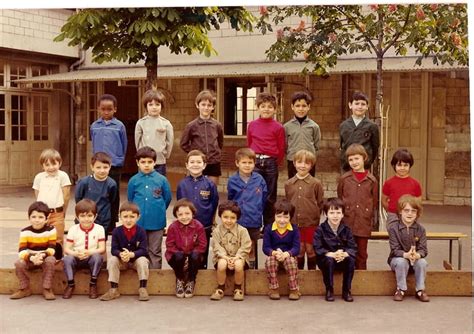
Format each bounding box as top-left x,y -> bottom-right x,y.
20,126 -> 27,140
41,112 -> 48,125
34,126 -> 40,140
0,126 -> 4,140
12,111 -> 18,125
12,96 -> 18,110
20,111 -> 27,125
42,97 -> 48,111
12,127 -> 18,140
42,126 -> 48,140
33,97 -> 40,110
0,95 -> 4,109
19,96 -> 26,110
34,112 -> 40,125
0,111 -> 4,124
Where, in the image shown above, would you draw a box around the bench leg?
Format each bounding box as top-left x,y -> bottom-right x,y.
449,240 -> 453,265
458,239 -> 462,270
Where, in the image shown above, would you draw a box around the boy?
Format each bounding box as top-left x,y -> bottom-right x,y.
210,200 -> 252,301
313,198 -> 357,302
337,144 -> 378,270
63,199 -> 106,299
75,152 -> 118,238
100,202 -> 150,302
284,149 -> 323,270
33,148 -> 71,253
263,199 -> 301,301
127,146 -> 172,269
388,195 -> 429,302
176,150 -> 219,269
10,201 -> 57,300
90,93 -> 127,233
135,89 -> 174,176
284,91 -> 320,178
247,92 -> 285,226
339,91 -> 379,172
227,148 -> 267,269
180,89 -> 223,185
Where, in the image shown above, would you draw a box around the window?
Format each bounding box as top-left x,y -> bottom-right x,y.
31,65 -> 51,88
0,95 -> 5,140
88,82 -> 99,124
11,95 -> 27,141
10,64 -> 27,88
33,96 -> 49,140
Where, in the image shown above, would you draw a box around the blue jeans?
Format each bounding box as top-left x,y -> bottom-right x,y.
390,257 -> 427,291
254,157 -> 278,227
63,253 -> 103,282
154,164 -> 167,176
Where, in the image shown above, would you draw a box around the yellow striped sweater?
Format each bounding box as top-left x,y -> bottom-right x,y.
18,225 -> 56,260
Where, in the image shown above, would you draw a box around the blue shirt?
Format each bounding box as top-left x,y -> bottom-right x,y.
127,170 -> 171,231
90,117 -> 128,167
176,175 -> 219,228
227,172 -> 267,229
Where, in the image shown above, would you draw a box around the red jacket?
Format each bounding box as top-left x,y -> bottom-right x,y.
165,219 -> 207,262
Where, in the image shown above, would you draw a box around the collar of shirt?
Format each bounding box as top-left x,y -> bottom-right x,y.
124,225 -> 137,240
98,117 -> 118,125
272,222 -> 293,233
397,220 -> 419,231
289,174 -> 311,184
138,170 -> 157,177
221,224 -> 239,237
197,117 -> 213,124
79,223 -> 95,233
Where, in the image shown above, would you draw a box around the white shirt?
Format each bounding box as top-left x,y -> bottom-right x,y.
32,170 -> 71,208
66,223 -> 105,252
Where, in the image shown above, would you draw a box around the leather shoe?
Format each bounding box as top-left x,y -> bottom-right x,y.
416,290 -> 430,302
325,289 -> 335,302
62,285 -> 74,299
342,291 -> 354,302
89,284 -> 98,299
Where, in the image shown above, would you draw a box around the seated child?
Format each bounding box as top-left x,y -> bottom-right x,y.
62,199 -> 106,299
166,199 -> 207,298
10,201 -> 57,300
100,202 -> 150,302
388,195 -> 429,302
262,199 -> 301,301
313,198 -> 357,302
210,200 -> 251,301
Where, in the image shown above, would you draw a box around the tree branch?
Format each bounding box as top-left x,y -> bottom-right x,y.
382,5 -> 413,55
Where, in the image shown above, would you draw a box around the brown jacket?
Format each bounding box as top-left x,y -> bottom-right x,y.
337,171 -> 378,237
285,175 -> 324,228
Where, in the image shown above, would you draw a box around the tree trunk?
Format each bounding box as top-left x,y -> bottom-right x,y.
145,45 -> 159,91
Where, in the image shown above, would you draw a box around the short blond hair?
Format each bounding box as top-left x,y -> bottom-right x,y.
235,148 -> 256,162
195,90 -> 216,106
293,149 -> 316,167
397,195 -> 423,218
345,144 -> 368,161
39,148 -> 62,165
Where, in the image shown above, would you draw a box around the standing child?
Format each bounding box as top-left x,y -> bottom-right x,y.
210,200 -> 251,301
313,198 -> 357,302
10,201 -> 57,300
227,148 -> 267,269
62,199 -> 106,299
337,144 -> 378,270
285,149 -> 323,270
33,148 -> 71,254
90,93 -> 127,233
284,91 -> 321,179
176,150 -> 219,269
263,199 -> 301,301
135,89 -> 174,176
388,195 -> 429,302
339,91 -> 379,172
75,152 -> 118,238
382,148 -> 422,226
180,89 -> 223,185
127,146 -> 172,269
166,199 -> 207,298
247,92 -> 285,226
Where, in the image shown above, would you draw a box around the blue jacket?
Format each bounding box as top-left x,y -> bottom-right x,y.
313,220 -> 358,258
127,170 -> 171,231
90,117 -> 127,167
111,225 -> 148,261
262,223 -> 300,257
227,172 -> 267,229
176,175 -> 219,228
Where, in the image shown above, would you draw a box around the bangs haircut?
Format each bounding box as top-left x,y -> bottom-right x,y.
119,201 -> 140,215
173,198 -> 197,218
293,149 -> 316,167
195,90 -> 216,106
218,200 -> 241,220
75,198 -> 97,216
391,148 -> 414,170
91,152 -> 112,166
235,148 -> 256,162
39,148 -> 62,165
274,198 -> 295,219
345,143 -> 368,160
397,195 -> 423,218
28,201 -> 50,218
135,146 -> 157,162
323,197 -> 345,215
142,89 -> 166,110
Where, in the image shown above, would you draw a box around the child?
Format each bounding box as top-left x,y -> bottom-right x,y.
75,152 -> 118,238
176,150 -> 219,269
263,199 -> 301,301
90,93 -> 127,233
382,148 -> 422,226
227,148 -> 267,269
166,199 -> 207,298
388,195 -> 429,302
32,148 -> 71,254
284,149 -> 323,270
247,92 -> 285,226
180,89 -> 223,185
127,146 -> 172,269
210,200 -> 251,301
284,91 -> 320,179
337,144 -> 378,270
339,91 -> 379,172
313,198 -> 357,302
135,89 -> 174,176
100,201 -> 150,301
62,199 -> 106,299
10,201 -> 57,300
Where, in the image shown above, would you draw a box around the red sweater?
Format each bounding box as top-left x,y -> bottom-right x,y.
165,219 -> 207,262
247,117 -> 285,164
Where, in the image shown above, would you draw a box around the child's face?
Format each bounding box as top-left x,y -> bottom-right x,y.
77,211 -> 96,228
395,161 -> 411,178
348,154 -> 365,172
91,161 -> 111,181
98,100 -> 116,121
196,99 -> 214,119
235,156 -> 255,177
146,100 -> 162,117
400,203 -> 418,225
275,212 -> 291,228
327,207 -> 344,225
120,210 -> 139,229
348,99 -> 368,118
176,206 -> 193,225
137,157 -> 155,174
220,210 -> 238,230
29,210 -> 48,230
42,159 -> 61,176
186,155 -> 206,177
257,101 -> 276,119
291,99 -> 310,118
294,158 -> 312,177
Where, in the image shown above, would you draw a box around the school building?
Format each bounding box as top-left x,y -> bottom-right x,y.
0,8 -> 470,206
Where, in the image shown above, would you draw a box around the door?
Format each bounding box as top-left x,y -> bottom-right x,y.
0,94 -> 7,183
9,93 -> 30,184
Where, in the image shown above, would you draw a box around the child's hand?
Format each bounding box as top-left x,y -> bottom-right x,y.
120,249 -> 131,262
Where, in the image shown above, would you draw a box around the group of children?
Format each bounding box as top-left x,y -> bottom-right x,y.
10,88 -> 429,303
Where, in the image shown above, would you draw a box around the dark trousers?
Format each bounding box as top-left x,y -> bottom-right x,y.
108,166 -> 122,233
168,251 -> 202,282
317,256 -> 355,292
254,157 -> 278,227
287,160 -> 316,179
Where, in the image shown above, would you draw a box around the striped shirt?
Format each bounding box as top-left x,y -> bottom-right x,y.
18,225 -> 56,260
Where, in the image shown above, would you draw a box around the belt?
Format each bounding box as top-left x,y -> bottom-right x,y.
49,206 -> 64,213
256,154 -> 271,159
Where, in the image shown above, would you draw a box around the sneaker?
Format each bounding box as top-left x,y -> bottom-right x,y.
184,281 -> 195,298
100,288 -> 120,301
233,288 -> 244,301
175,279 -> 185,298
89,285 -> 99,299
416,290 -> 430,302
210,288 -> 224,301
43,288 -> 56,300
393,289 -> 405,302
62,285 -> 75,299
10,288 -> 32,300
248,260 -> 256,269
138,287 -> 149,301
268,288 -> 280,300
288,289 -> 301,301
